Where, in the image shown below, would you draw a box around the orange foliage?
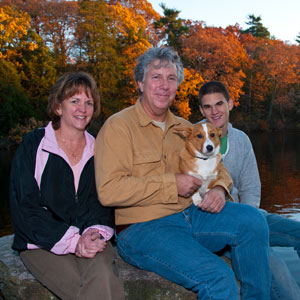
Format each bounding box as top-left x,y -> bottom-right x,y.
180,24 -> 248,105
174,68 -> 204,119
242,38 -> 300,108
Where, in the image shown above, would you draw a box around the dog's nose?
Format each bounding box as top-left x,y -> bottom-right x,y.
206,145 -> 213,152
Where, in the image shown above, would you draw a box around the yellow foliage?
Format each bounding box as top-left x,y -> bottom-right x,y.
28,42 -> 38,51
110,2 -> 147,42
0,6 -> 37,60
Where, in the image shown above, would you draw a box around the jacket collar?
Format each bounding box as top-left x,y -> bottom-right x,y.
135,98 -> 181,131
42,122 -> 94,163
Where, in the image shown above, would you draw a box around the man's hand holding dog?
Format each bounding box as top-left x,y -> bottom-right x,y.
176,174 -> 225,213
198,186 -> 226,213
175,174 -> 202,198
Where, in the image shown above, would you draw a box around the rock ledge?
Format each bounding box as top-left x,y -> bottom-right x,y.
0,235 -> 197,300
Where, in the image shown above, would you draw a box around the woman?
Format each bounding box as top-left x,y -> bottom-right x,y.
9,72 -> 124,300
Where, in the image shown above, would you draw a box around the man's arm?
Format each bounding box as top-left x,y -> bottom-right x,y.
94,117 -> 179,207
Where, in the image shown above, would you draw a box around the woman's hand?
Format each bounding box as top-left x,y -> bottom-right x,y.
75,228 -> 106,258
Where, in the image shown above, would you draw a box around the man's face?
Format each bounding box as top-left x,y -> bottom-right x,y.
199,92 -> 233,137
138,60 -> 178,121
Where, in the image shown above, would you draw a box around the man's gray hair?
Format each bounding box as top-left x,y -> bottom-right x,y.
134,47 -> 184,94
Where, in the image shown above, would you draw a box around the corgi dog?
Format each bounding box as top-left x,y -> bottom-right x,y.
175,122 -> 222,206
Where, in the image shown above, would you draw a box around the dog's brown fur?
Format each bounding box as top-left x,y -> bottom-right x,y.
175,122 -> 223,205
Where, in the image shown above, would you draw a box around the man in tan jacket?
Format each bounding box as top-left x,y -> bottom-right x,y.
95,47 -> 271,300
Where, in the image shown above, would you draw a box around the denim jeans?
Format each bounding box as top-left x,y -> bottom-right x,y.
117,202 -> 271,300
265,211 -> 300,258
269,248 -> 300,300
263,211 -> 300,299
222,246 -> 300,300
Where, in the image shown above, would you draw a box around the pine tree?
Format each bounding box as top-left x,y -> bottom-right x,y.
154,4 -> 189,51
241,14 -> 270,38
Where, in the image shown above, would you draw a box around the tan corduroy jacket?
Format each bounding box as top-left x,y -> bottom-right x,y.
95,99 -> 233,225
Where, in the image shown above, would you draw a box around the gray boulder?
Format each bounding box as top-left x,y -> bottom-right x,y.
0,235 -> 196,299
0,235 -> 237,299
0,235 -> 59,300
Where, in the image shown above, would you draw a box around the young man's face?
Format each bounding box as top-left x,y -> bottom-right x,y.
199,93 -> 233,137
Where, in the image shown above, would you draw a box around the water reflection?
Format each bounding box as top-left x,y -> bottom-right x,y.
274,204 -> 300,221
1,131 -> 300,237
249,131 -> 300,220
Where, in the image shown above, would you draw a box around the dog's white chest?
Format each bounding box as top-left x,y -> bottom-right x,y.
193,158 -> 218,179
188,158 -> 218,205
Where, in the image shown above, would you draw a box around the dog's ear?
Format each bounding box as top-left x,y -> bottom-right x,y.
174,127 -> 192,139
217,127 -> 222,137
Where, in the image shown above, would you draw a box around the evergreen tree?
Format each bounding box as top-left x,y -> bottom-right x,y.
154,4 -> 189,51
296,33 -> 300,44
241,14 -> 270,38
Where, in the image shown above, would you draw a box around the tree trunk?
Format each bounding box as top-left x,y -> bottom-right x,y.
267,79 -> 277,121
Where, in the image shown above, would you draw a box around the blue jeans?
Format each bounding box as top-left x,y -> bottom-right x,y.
117,202 -> 271,300
263,211 -> 300,299
222,245 -> 300,300
265,211 -> 300,258
269,248 -> 300,300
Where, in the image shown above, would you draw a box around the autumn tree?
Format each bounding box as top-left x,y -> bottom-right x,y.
20,30 -> 57,107
263,40 -> 299,123
75,0 -> 123,118
181,23 -> 248,106
37,0 -> 78,70
75,0 -> 151,120
109,1 -> 153,104
108,0 -> 160,45
241,38 -> 299,126
174,68 -> 204,121
0,5 -> 37,60
0,5 -> 56,133
0,4 -> 56,99
1,0 -> 79,70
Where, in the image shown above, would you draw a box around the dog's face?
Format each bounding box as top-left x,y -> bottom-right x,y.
176,122 -> 222,158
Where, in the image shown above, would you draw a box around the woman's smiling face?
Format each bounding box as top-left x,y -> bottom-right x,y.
56,88 -> 94,132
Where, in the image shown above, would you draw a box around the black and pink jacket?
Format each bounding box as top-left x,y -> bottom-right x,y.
10,123 -> 114,253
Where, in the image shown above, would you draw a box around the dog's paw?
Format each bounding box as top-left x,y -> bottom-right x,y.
192,192 -> 203,206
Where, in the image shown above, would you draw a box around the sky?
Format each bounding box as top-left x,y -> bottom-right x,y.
148,0 -> 300,44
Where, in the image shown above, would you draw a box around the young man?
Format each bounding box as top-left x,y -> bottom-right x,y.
95,47 -> 271,299
199,80 -> 300,300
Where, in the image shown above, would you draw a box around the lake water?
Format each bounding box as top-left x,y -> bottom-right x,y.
249,131 -> 300,222
1,130 -> 300,237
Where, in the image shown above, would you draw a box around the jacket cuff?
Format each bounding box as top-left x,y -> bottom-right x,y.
213,181 -> 234,202
50,226 -> 80,255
